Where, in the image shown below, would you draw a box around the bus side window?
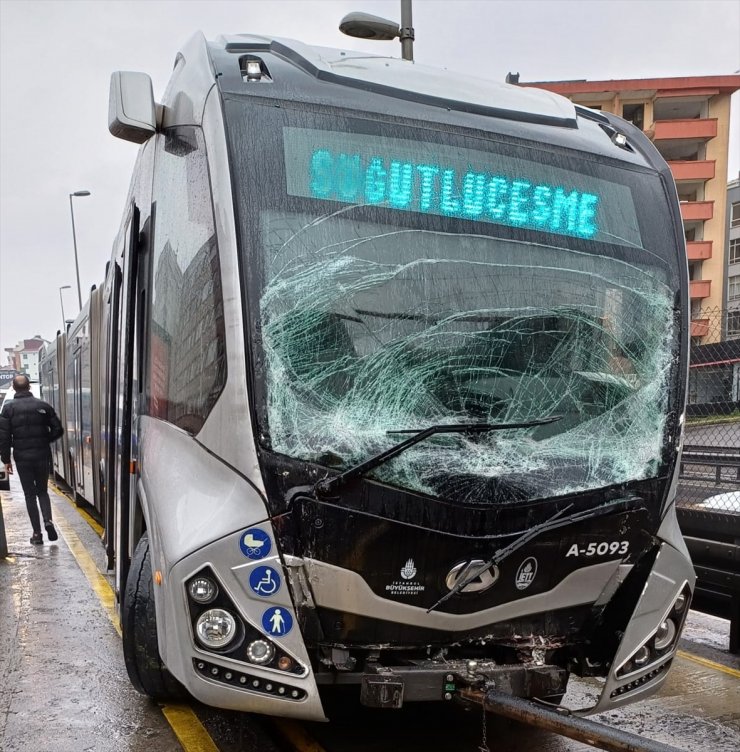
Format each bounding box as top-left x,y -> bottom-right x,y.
147,126 -> 226,434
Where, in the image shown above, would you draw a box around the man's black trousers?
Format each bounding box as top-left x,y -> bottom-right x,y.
15,459 -> 53,536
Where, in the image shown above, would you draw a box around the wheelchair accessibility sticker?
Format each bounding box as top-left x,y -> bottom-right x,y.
249,565 -> 281,597
262,606 -> 293,637
240,528 -> 272,560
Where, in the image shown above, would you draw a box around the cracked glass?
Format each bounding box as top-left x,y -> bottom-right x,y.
228,105 -> 681,505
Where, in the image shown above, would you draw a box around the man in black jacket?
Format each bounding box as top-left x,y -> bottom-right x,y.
0,375 -> 64,545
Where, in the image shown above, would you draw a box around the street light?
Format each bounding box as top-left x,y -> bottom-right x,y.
69,190 -> 91,310
339,0 -> 414,61
58,285 -> 71,332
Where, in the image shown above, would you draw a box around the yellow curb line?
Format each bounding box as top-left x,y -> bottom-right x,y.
272,719 -> 329,752
161,705 -> 220,752
51,487 -> 219,752
53,511 -> 121,636
51,482 -> 104,536
677,650 -> 740,679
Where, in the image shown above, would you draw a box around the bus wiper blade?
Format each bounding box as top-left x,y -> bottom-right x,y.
426,497 -> 637,613
314,416 -> 561,497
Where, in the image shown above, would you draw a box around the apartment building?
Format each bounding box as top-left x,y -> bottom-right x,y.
728,176 -> 740,340
521,75 -> 740,343
4,337 -> 47,382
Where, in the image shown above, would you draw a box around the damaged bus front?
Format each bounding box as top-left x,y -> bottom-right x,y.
220,46 -> 692,714
107,35 -> 692,720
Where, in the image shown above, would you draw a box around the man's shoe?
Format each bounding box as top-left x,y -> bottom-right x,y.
45,521 -> 58,542
30,533 -> 43,545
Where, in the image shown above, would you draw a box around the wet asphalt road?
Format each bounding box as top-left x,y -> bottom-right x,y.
1,477 -> 738,752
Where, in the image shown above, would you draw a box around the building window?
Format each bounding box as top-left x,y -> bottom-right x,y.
622,103 -> 645,129
730,274 -> 740,301
731,237 -> 740,265
731,202 -> 740,228
728,311 -> 740,338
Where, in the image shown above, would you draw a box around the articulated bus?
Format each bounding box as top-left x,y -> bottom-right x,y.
42,32 -> 693,719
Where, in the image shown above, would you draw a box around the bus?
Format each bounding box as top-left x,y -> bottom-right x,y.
42,31 -> 693,720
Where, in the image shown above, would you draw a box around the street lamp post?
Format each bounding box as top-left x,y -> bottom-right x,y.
59,285 -> 71,331
339,0 -> 415,61
69,190 -> 91,310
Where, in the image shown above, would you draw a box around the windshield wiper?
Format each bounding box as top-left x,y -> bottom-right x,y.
313,416 -> 561,497
426,496 -> 639,613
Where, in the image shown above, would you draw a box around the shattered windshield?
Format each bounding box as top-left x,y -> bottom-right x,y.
227,103 -> 680,504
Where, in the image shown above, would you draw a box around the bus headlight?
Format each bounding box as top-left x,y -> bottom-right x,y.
188,576 -> 218,604
246,639 -> 275,665
654,619 -> 677,651
632,646 -> 650,667
196,609 -> 237,649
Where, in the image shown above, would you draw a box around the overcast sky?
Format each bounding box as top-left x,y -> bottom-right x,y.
1,0 -> 739,359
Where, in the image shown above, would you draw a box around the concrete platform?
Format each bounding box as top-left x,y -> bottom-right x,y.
0,476 -> 179,752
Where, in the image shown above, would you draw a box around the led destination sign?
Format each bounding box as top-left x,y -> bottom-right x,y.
309,150 -> 599,238
283,128 -> 642,247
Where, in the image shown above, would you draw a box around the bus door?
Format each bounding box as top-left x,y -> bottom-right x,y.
103,264 -> 122,570
114,204 -> 140,603
73,346 -> 85,495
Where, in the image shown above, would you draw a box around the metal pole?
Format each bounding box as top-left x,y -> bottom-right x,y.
69,194 -> 83,310
461,689 -> 682,752
400,0 -> 414,61
0,496 -> 8,559
59,287 -> 67,331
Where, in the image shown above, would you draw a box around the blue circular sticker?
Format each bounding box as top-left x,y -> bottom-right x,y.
249,565 -> 281,597
261,606 -> 293,637
239,528 -> 272,560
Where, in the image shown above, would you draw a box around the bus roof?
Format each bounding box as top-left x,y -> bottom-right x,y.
215,34 -> 577,127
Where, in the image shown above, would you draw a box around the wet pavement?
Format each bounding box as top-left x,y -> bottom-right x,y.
1,475 -> 739,752
0,477 -> 178,752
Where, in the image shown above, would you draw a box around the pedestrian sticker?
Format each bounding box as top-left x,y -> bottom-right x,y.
249,565 -> 281,597
240,528 -> 272,559
262,606 -> 293,637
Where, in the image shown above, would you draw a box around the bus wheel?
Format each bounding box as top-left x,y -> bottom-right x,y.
122,532 -> 185,700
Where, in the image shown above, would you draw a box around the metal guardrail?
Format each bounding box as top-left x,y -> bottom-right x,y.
680,446 -> 740,485
677,443 -> 740,653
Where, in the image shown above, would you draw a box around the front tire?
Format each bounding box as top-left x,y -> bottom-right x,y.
122,532 -> 185,700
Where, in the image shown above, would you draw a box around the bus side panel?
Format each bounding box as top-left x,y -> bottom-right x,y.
55,332 -> 70,483
89,286 -> 104,516
101,263 -> 122,569
80,321 -> 94,503
113,205 -> 137,600
65,330 -> 81,495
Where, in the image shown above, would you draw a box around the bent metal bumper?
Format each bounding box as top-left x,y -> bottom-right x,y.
352,661 -> 567,709
579,541 -> 695,715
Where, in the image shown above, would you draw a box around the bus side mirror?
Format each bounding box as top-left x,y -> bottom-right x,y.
108,71 -> 156,143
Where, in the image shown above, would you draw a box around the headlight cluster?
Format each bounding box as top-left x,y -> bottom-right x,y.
616,586 -> 690,679
185,568 -> 304,677
188,576 -> 219,604
196,608 -> 237,649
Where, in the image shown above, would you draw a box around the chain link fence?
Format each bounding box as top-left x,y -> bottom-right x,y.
678,307 -> 740,514
679,308 -> 740,646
